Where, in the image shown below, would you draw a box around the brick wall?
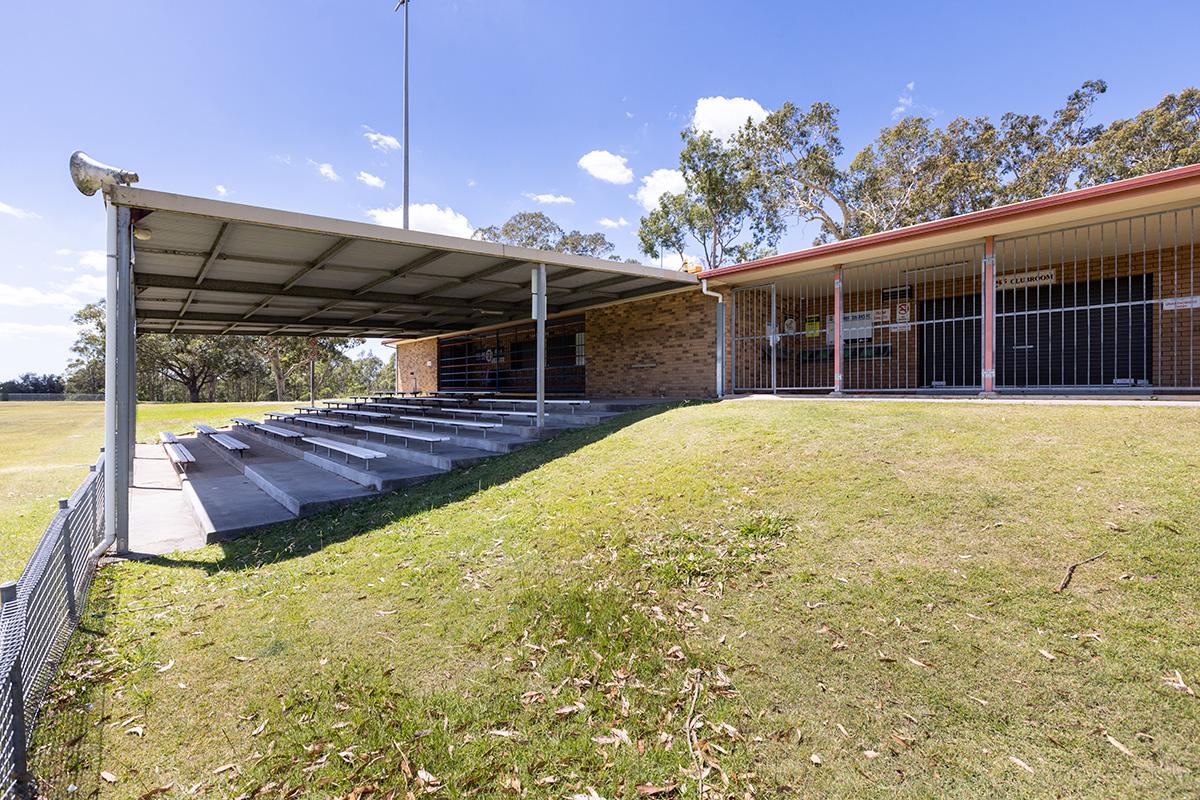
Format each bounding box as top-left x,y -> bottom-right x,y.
584,289 -> 721,398
393,339 -> 438,393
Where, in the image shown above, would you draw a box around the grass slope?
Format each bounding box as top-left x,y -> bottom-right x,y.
32,400 -> 1200,799
0,401 -> 294,580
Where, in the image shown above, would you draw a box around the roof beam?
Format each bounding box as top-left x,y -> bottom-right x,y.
134,272 -> 516,313
294,250 -> 453,323
280,237 -> 355,291
416,258 -> 525,300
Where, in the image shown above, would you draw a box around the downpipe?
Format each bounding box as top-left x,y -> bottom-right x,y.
700,280 -> 725,398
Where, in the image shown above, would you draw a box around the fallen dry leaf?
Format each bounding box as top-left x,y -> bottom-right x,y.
810,753 -> 823,765
136,784 -> 173,800
1162,670 -> 1195,696
1009,756 -> 1035,774
1105,734 -> 1134,757
213,763 -> 237,775
1038,649 -> 1056,661
636,783 -> 678,796
862,750 -> 880,759
155,660 -> 174,673
100,771 -> 118,784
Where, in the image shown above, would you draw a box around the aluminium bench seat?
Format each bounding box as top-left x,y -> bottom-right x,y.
301,436 -> 386,469
353,424 -> 448,452
291,415 -> 351,431
232,417 -> 305,441
327,409 -> 391,419
389,414 -> 500,437
193,423 -> 250,457
159,431 -> 195,472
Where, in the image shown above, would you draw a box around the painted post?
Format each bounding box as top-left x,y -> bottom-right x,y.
533,264 -> 547,427
1,581 -> 31,796
58,499 -> 77,620
832,266 -> 844,394
105,204 -> 133,555
981,236 -> 997,395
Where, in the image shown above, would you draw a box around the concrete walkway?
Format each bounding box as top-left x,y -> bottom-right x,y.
727,393 -> 1200,408
127,444 -> 207,556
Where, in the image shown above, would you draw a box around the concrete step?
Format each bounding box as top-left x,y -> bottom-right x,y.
193,431 -> 376,515
176,435 -> 297,539
281,417 -> 537,454
282,426 -> 490,472
233,425 -> 442,492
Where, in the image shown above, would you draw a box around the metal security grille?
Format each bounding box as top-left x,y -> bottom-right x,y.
731,284 -> 776,392
995,207 -> 1199,391
842,244 -> 985,392
2,453 -> 106,798
437,316 -> 586,396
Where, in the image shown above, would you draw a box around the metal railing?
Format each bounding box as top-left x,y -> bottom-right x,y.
1,452 -> 106,799
0,394 -> 103,402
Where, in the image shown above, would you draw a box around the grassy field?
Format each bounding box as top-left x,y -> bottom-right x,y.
29,399 -> 1200,799
0,401 -> 294,581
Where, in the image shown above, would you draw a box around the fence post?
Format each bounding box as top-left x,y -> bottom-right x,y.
1,582 -> 31,797
59,499 -> 77,621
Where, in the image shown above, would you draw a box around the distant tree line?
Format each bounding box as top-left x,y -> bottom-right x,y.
0,373 -> 65,394
638,82 -> 1200,269
57,301 -> 396,403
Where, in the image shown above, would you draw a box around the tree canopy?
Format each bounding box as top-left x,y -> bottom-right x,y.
474,211 -> 616,258
639,81 -> 1200,268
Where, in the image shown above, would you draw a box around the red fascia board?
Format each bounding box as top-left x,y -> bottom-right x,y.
701,163 -> 1200,279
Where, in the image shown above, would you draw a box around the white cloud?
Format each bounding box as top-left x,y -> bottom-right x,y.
308,160 -> 341,181
366,203 -> 475,239
577,150 -> 634,185
356,171 -> 386,189
523,192 -> 574,205
363,126 -> 402,153
466,179 -> 477,188
0,322 -> 76,341
633,168 -> 686,211
0,283 -> 79,307
597,216 -> 629,229
0,273 -> 106,308
693,96 -> 768,140
0,201 -> 40,221
55,249 -> 105,272
215,184 -> 229,197
658,252 -> 704,272
892,81 -> 916,119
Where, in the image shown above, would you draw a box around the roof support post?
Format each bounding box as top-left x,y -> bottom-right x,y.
105,203 -> 133,555
831,266 -> 844,395
980,236 -> 997,396
533,264 -> 547,427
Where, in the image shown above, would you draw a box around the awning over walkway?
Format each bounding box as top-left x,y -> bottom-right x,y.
109,187 -> 696,338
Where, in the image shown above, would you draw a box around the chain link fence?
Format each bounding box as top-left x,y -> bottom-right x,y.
1,452 -> 106,799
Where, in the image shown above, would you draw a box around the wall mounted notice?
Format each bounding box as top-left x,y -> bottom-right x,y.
997,269 -> 1055,289
1162,295 -> 1200,311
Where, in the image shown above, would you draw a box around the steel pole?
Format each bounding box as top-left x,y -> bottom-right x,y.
402,0 -> 410,230
832,266 -> 844,395
105,204 -> 132,554
981,236 -> 997,396
534,264 -> 547,427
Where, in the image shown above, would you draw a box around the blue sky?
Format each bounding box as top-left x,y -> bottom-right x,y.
1,0 -> 1197,378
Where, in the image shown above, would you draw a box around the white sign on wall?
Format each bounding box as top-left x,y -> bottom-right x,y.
1162,295 -> 1200,311
826,311 -> 874,343
997,269 -> 1056,289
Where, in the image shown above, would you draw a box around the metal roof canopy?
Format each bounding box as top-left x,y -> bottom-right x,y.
110,187 -> 697,338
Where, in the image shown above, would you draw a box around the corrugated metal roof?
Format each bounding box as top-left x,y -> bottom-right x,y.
110,187 -> 696,338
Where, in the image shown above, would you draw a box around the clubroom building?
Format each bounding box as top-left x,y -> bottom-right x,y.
390,163 -> 1200,398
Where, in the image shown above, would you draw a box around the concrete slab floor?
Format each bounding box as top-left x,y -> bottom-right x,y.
127,444 -> 207,557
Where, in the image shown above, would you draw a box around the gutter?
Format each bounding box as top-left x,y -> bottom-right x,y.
700,279 -> 725,398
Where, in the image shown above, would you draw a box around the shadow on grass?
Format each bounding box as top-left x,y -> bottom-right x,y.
27,402 -> 693,795
128,401 -> 690,575
27,571 -> 119,799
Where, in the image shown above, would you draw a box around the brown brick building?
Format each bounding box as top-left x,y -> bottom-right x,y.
390,164 -> 1200,398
